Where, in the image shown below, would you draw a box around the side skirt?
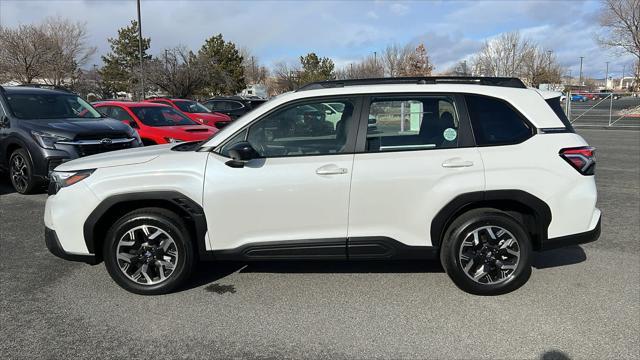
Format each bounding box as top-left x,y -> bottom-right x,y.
205,237 -> 437,262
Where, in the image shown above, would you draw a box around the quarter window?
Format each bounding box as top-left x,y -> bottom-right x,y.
246,99 -> 355,157
465,95 -> 533,146
366,96 -> 460,152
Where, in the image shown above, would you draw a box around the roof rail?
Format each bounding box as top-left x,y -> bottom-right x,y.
296,76 -> 527,91
15,83 -> 74,93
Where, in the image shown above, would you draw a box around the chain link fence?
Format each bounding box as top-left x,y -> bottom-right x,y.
563,92 -> 640,128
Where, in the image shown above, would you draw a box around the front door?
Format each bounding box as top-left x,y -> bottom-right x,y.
203,97 -> 361,258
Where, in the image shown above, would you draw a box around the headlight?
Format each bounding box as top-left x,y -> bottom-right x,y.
31,130 -> 70,149
51,169 -> 95,189
164,137 -> 183,143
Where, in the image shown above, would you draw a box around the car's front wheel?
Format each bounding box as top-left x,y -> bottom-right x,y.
104,208 -> 195,295
9,148 -> 38,194
440,209 -> 532,295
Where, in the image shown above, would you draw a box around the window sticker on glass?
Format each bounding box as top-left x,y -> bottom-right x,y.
443,127 -> 457,141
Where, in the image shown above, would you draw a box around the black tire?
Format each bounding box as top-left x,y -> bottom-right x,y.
440,208 -> 532,295
9,148 -> 38,194
103,207 -> 195,295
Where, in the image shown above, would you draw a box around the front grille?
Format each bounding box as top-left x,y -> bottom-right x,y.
76,142 -> 132,157
74,133 -> 130,141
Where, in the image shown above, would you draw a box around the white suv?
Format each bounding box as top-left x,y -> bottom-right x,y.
44,77 -> 601,295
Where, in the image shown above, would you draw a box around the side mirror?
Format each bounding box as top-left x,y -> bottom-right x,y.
0,115 -> 9,128
225,141 -> 260,168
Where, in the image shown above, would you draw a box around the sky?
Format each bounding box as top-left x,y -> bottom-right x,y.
0,0 -> 636,79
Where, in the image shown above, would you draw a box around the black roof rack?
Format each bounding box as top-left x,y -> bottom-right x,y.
15,83 -> 74,93
296,77 -> 527,91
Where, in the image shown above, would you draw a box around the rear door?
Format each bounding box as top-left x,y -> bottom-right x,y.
347,94 -> 485,251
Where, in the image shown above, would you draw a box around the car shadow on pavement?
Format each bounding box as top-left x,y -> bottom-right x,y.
0,177 -> 15,196
532,246 -> 587,269
188,247 -> 587,292
186,260 -> 444,292
540,349 -> 572,360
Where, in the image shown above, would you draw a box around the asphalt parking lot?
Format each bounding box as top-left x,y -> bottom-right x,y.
0,129 -> 638,359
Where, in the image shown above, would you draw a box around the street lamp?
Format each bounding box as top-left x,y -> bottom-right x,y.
579,56 -> 584,86
605,61 -> 609,90
137,0 -> 145,100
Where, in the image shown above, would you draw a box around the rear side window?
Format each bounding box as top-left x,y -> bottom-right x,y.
366,96 -> 461,152
545,97 -> 574,132
465,95 -> 533,146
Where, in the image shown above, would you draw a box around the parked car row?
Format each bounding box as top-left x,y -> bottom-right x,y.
0,85 -> 268,194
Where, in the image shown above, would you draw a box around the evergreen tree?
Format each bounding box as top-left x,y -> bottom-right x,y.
198,34 -> 245,95
99,20 -> 150,98
299,53 -> 334,84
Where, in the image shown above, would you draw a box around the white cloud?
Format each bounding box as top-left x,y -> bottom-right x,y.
366,10 -> 379,19
389,3 -> 409,16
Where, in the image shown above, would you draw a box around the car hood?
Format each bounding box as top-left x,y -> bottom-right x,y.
150,125 -> 217,139
187,112 -> 231,121
55,143 -> 175,171
21,117 -> 134,139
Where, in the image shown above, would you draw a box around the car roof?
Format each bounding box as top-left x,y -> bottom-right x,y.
203,83 -> 562,148
2,86 -> 74,96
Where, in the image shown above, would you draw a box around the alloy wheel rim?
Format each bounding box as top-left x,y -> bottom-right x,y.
458,225 -> 520,285
10,155 -> 28,192
116,225 -> 179,285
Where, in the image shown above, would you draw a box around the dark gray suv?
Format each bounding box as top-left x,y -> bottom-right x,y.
0,86 -> 140,194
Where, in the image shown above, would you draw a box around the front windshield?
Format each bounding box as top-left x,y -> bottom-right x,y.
6,93 -> 102,120
130,106 -> 199,126
174,100 -> 211,113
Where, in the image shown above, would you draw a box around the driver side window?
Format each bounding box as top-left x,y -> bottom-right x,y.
246,99 -> 355,158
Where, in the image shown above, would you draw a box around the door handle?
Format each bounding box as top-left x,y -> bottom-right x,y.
316,165 -> 348,175
442,160 -> 474,168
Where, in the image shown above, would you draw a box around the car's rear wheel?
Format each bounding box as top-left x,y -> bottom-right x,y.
104,208 -> 195,295
9,149 -> 38,194
440,208 -> 532,295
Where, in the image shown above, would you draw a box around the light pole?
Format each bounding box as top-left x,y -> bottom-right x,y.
605,61 -> 609,90
579,56 -> 584,86
136,0 -> 145,100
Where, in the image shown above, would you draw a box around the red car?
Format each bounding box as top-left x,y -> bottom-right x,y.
144,97 -> 232,129
94,101 -> 217,145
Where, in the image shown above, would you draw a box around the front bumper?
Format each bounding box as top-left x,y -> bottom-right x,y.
45,227 -> 98,265
540,215 -> 601,251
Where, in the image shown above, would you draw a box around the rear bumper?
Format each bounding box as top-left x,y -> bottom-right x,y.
45,227 -> 98,265
540,215 -> 601,251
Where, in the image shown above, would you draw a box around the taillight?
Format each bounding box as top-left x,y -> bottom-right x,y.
560,146 -> 596,175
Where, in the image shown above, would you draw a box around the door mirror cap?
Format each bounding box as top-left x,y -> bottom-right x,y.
225,141 -> 260,168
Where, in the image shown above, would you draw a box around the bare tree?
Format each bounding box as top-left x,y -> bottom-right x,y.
240,47 -> 269,85
381,43 -> 412,77
339,55 -> 384,79
521,48 -> 564,87
443,60 -> 472,76
272,61 -> 301,93
0,24 -> 52,83
145,46 -> 208,98
41,17 -> 96,86
598,0 -> 640,60
401,43 -> 434,76
598,0 -> 640,89
472,31 -> 534,77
